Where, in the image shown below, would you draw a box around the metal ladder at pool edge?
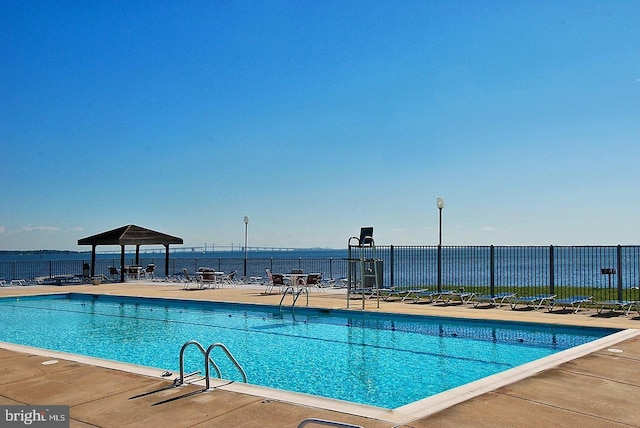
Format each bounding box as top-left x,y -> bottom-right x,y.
177,340 -> 247,391
279,285 -> 309,310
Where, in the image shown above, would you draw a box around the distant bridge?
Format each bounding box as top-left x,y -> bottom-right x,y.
170,246 -> 297,253
96,245 -> 297,255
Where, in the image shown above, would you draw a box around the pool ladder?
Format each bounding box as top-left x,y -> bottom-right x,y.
177,340 -> 247,391
279,285 -> 308,309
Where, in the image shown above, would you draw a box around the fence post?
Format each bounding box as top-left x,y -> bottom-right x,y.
329,258 -> 333,281
347,245 -> 352,309
549,245 -> 554,295
617,245 -> 623,301
489,245 -> 494,296
390,245 -> 394,288
437,245 -> 442,293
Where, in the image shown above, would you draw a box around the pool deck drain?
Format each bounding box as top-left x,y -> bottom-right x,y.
1,282 -> 639,427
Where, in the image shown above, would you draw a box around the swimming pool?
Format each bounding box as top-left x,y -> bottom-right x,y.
0,293 -> 619,409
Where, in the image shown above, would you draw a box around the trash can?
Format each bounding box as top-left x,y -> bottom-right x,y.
83,263 -> 90,278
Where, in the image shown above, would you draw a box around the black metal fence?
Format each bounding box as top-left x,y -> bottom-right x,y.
2,245 -> 639,301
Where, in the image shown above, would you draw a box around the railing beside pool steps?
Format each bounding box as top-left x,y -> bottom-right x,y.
178,340 -> 247,391
279,285 -> 309,309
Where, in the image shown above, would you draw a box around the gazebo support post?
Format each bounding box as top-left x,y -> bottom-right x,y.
91,245 -> 97,277
164,244 -> 170,278
120,245 -> 126,282
135,245 -> 141,266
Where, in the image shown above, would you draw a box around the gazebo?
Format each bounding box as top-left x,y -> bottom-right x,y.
78,225 -> 183,282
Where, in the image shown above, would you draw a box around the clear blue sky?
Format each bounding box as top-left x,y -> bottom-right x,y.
1,1 -> 639,250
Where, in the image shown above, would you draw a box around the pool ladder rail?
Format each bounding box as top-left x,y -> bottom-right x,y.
279,285 -> 309,309
177,340 -> 247,391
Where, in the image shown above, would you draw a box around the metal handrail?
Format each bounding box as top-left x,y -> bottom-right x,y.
178,340 -> 247,391
297,418 -> 363,428
205,343 -> 247,388
279,285 -> 308,309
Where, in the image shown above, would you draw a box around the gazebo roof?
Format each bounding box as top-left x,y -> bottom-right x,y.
78,224 -> 183,246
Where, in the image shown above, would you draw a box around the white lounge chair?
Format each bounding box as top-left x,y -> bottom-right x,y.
397,288 -> 432,302
473,292 -> 516,308
548,296 -> 593,313
380,287 -> 405,301
510,294 -> 556,310
437,290 -> 476,305
409,289 -> 454,304
595,300 -> 639,316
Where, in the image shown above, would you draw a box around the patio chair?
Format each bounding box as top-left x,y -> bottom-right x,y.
265,269 -> 285,294
108,266 -> 120,281
595,299 -> 640,316
509,294 -> 556,310
197,268 -> 220,289
548,296 -> 593,313
305,273 -> 324,293
221,270 -> 238,288
472,292 -> 516,308
143,264 -> 156,280
182,268 -> 196,290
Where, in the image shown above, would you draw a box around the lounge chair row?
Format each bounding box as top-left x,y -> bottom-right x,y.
0,279 -> 29,286
378,289 -> 640,315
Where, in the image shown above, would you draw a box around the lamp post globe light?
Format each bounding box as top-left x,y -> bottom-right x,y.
243,216 -> 249,278
436,197 -> 444,292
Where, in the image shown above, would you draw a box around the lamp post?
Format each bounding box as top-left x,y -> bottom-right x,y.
436,197 -> 444,292
243,216 -> 249,278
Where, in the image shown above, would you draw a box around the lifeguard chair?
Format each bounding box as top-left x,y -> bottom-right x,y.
347,227 -> 380,309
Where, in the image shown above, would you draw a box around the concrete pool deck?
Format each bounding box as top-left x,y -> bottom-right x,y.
0,281 -> 639,427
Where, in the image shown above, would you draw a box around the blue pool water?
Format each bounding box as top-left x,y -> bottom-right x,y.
0,294 -> 618,409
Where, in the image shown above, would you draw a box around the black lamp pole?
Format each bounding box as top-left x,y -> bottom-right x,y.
437,197 -> 444,292
243,216 -> 249,278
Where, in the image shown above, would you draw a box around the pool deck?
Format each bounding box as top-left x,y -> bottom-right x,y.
0,281 -> 639,428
